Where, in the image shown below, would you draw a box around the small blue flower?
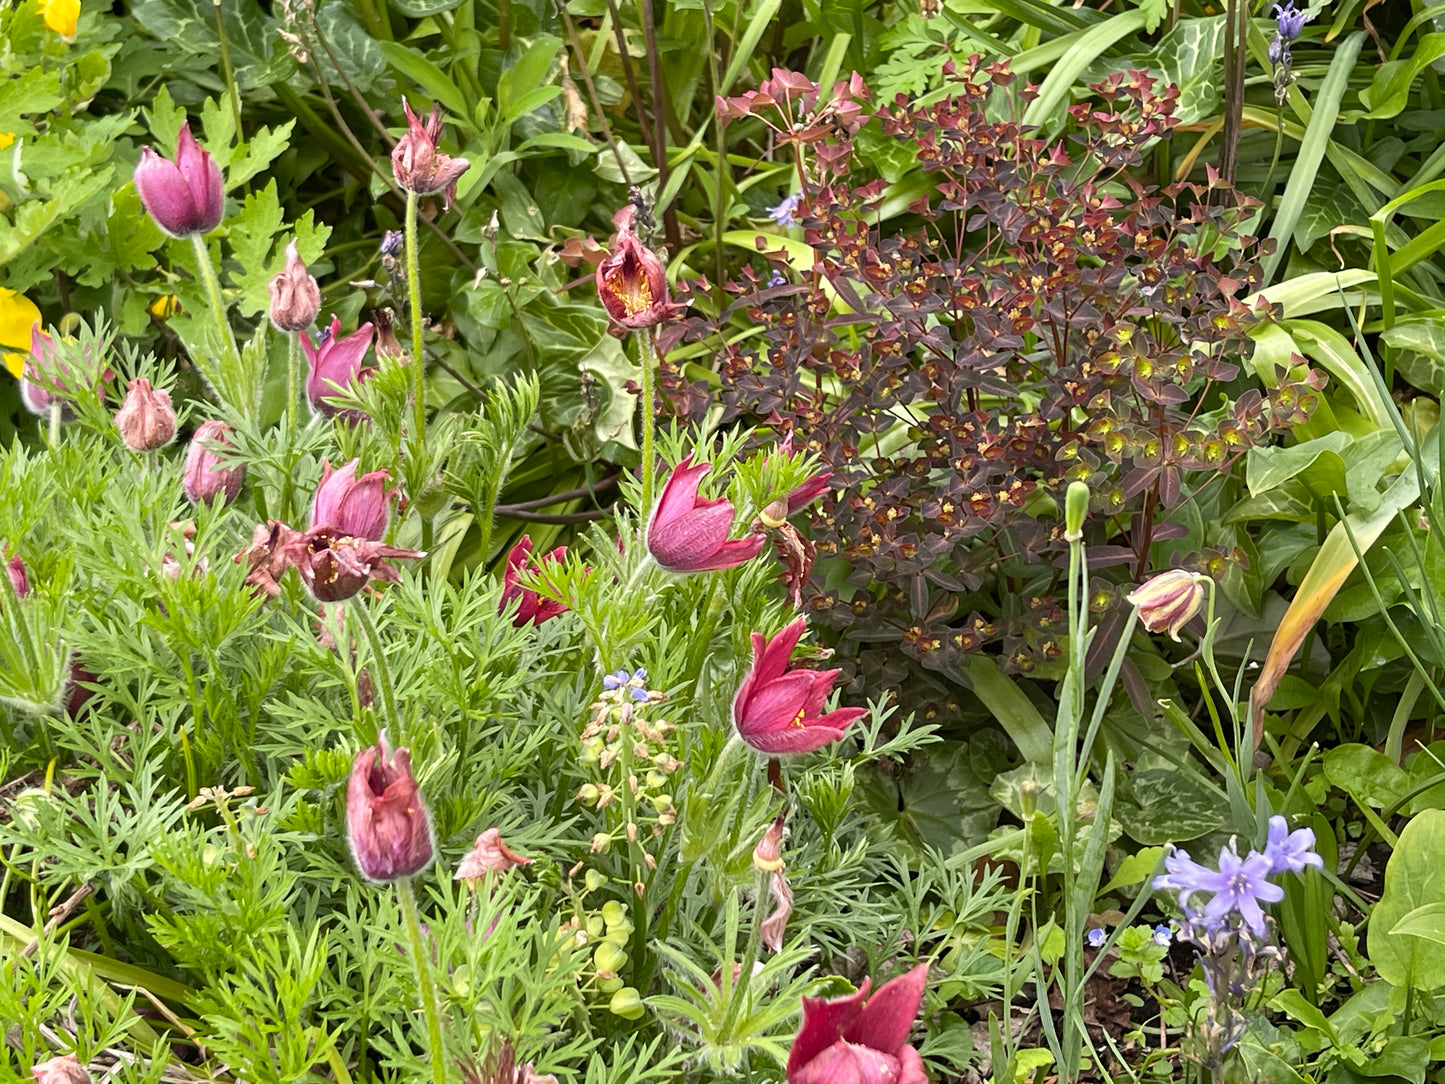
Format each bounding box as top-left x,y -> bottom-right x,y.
1086,927 -> 1107,949
1263,815 -> 1324,875
602,668 -> 630,690
630,686 -> 650,702
767,194 -> 801,229
1153,924 -> 1172,946
1273,1 -> 1307,42
767,270 -> 787,288
1268,36 -> 1285,68
632,668 -> 647,681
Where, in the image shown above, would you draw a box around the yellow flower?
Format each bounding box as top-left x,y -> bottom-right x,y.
148,294 -> 181,319
41,0 -> 80,39
0,287 -> 40,379
0,133 -> 13,151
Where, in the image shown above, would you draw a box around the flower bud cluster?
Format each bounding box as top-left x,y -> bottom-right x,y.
576,669 -> 681,855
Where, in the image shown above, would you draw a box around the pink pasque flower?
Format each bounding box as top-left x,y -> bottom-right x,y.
500,536 -> 568,626
455,828 -> 533,883
647,456 -> 765,573
596,207 -> 678,330
346,734 -> 435,882
302,316 -> 375,419
311,459 -> 396,542
786,964 -> 931,1084
733,618 -> 866,754
391,98 -> 471,208
134,121 -> 225,238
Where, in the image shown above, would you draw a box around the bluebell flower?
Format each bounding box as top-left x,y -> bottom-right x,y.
1086,927 -> 1106,948
767,194 -> 801,229
1198,845 -> 1284,937
630,686 -> 650,702
767,270 -> 787,288
1152,848 -> 1218,912
1273,1 -> 1307,42
1153,924 -> 1172,946
1263,815 -> 1324,875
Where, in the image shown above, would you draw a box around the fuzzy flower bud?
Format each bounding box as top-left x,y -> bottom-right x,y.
1126,568 -> 1205,641
134,122 -> 225,239
114,377 -> 176,451
268,240 -> 321,333
346,734 -> 435,882
6,551 -> 29,598
182,420 -> 245,505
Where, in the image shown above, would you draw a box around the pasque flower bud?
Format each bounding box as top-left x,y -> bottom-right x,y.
346,734 -> 435,882
183,419 -> 246,505
114,378 -> 177,451
302,316 -> 375,419
5,550 -> 29,598
134,122 -> 225,238
268,240 -> 321,333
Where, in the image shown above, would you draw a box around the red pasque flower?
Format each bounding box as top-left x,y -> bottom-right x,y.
268,240 -> 321,333
646,456 -> 765,573
303,316 -> 376,419
346,735 -> 435,882
183,420 -> 246,505
595,207 -> 678,330
391,98 -> 470,208
114,377 -> 177,451
134,121 -> 225,238
733,618 -> 866,754
283,528 -> 423,603
311,459 -> 396,541
500,536 -> 568,626
5,550 -> 29,598
786,964 -> 931,1084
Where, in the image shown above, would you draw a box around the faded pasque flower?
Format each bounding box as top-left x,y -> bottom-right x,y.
303,316 -> 376,419
753,814 -> 787,872
646,456 -> 765,573
31,1054 -> 89,1084
235,521 -> 299,599
786,963 -> 930,1084
391,98 -> 471,208
455,828 -> 533,884
134,121 -> 225,238
114,377 -> 176,451
595,206 -> 678,330
183,420 -> 246,504
268,240 -> 321,332
733,618 -> 867,755
1126,568 -> 1204,641
347,734 -> 435,882
500,537 -> 568,626
311,459 -> 396,541
284,528 -> 423,602
1263,815 -> 1324,876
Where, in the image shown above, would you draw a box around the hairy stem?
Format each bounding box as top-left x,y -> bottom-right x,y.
636,331 -> 659,518
348,600 -> 404,746
190,232 -> 240,375
396,876 -> 451,1084
405,191 -> 428,452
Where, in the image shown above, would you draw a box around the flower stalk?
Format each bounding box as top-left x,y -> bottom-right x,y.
347,598 -> 404,745
638,331 -> 659,516
190,232 -> 240,372
396,875 -> 451,1084
405,190 -> 427,450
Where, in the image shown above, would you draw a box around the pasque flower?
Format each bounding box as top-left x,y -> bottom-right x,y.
284,528 -> 424,602
347,734 -> 435,882
134,122 -> 225,238
268,240 -> 321,332
21,325 -> 105,419
646,456 -> 765,573
114,377 -> 176,451
30,1053 -> 90,1084
302,316 -> 376,419
733,618 -> 867,754
455,828 -> 533,884
787,963 -> 931,1084
500,537 -> 569,626
311,459 -> 396,541
183,420 -> 246,504
391,98 -> 471,208
1126,568 -> 1204,641
6,552 -> 29,598
596,206 -> 678,330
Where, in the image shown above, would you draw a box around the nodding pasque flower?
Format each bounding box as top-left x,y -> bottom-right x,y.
391,98 -> 471,208
268,240 -> 321,332
134,122 -> 225,238
455,828 -> 533,884
733,617 -> 867,754
311,459 -> 396,541
346,733 -> 435,882
284,463 -> 422,602
302,316 -> 375,419
114,377 -> 176,451
183,420 -> 246,504
499,536 -> 569,626
646,456 -> 765,573
786,963 -> 931,1084
21,325 -> 104,420
1126,568 -> 1204,641
595,205 -> 679,330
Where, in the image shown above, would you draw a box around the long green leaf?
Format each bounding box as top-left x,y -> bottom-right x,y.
961,656 -> 1054,764
1262,31 -> 1367,283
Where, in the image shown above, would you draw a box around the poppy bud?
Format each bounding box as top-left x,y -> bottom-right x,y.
268,240 -> 321,333
134,122 -> 225,239
346,735 -> 436,882
183,420 -> 245,505
1126,568 -> 1205,641
114,378 -> 177,451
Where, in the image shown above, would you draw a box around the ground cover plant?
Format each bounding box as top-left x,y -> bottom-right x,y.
10,0 -> 1445,1081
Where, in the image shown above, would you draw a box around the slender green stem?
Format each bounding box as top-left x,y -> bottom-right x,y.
190,232 -> 240,374
636,331 -> 659,517
212,0 -> 244,137
283,332 -> 304,521
47,402 -> 60,446
396,876 -> 450,1084
405,192 -> 428,451
348,600 -> 404,746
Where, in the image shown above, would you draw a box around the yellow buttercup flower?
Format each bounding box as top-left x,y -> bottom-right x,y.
41,0 -> 80,40
0,287 -> 40,379
0,133 -> 14,151
148,294 -> 181,319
